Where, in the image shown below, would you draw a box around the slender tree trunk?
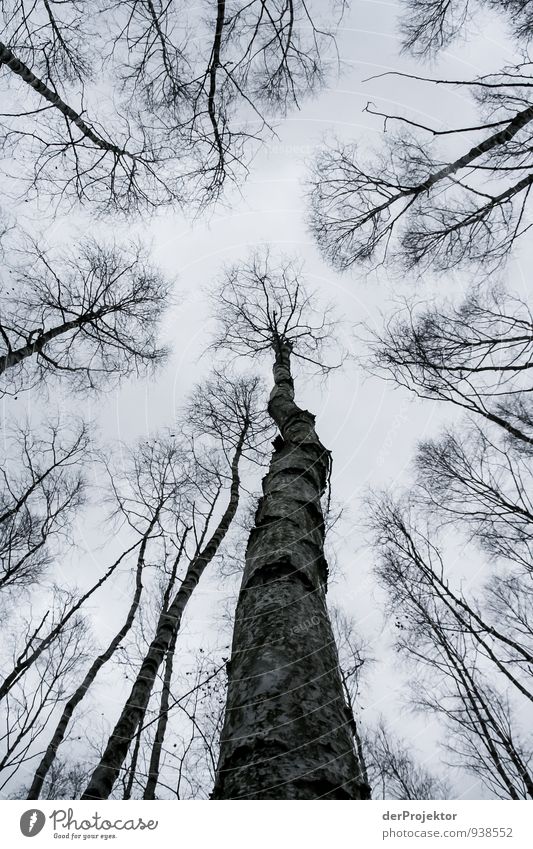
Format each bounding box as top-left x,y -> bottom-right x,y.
0,42 -> 130,157
81,433 -> 246,800
142,630 -> 178,799
0,540 -> 141,701
123,720 -> 143,800
212,341 -> 368,799
26,525 -> 153,800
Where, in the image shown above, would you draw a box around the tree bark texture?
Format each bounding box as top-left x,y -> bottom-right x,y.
212,342 -> 369,799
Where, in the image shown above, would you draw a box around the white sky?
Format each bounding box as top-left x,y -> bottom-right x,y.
2,0 -> 531,800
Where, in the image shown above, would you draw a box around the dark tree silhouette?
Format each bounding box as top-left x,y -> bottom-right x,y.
415,426 -> 533,576
370,493 -> 533,799
308,2 -> 533,272
1,1 -> 343,211
364,286 -> 533,446
26,434 -> 191,800
210,251 -> 368,800
0,237 -> 169,396
81,372 -> 267,799
399,0 -> 532,56
0,418 -> 89,594
364,720 -> 450,800
0,613 -> 89,792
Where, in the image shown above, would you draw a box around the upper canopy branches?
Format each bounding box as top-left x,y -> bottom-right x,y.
210,248 -> 341,373
0,0 -> 343,212
308,78 -> 533,272
308,0 -> 533,274
399,0 -> 533,57
364,285 -> 533,445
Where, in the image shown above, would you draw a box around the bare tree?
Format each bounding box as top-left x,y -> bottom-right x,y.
399,0 -> 532,57
364,286 -> 533,446
37,758 -> 90,801
370,493 -> 533,799
331,606 -> 372,795
1,1 -> 343,211
415,426 -> 533,576
0,237 -> 169,396
25,434 -> 191,799
140,648 -> 228,800
0,613 -> 89,792
81,371 -> 267,799
210,251 -> 367,799
1,1 -> 94,85
0,418 -> 89,594
364,720 -> 450,800
0,537 -> 143,706
307,4 -> 533,272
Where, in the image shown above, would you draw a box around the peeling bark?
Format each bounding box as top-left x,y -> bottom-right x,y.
81,433 -> 246,800
213,342 -> 369,799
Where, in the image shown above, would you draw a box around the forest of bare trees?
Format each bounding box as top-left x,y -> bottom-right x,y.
1,0 -> 532,803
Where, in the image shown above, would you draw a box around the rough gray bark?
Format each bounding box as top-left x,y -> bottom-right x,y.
81,433 -> 246,800
25,523 -> 154,800
212,342 -> 369,799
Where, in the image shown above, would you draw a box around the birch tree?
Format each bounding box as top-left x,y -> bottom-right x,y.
364,286 -> 533,447
307,2 -> 533,272
210,251 -> 369,799
0,612 -> 89,793
364,720 -> 450,800
25,434 -> 191,799
370,493 -> 533,798
0,237 -> 169,396
81,372 -> 268,799
1,1 -> 344,211
0,418 -> 88,595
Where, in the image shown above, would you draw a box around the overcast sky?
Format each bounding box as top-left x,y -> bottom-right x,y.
3,0 -> 531,800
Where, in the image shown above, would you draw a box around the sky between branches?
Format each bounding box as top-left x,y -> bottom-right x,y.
2,0 -> 530,799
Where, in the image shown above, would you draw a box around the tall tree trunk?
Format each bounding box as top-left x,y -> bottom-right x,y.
81,433 -> 246,800
26,523 -> 155,800
212,341 -> 369,799
142,630 -> 178,799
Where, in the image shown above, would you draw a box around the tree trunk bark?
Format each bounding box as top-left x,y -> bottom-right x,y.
212,341 -> 369,799
0,307 -> 114,377
81,433 -> 246,800
122,719 -> 143,800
